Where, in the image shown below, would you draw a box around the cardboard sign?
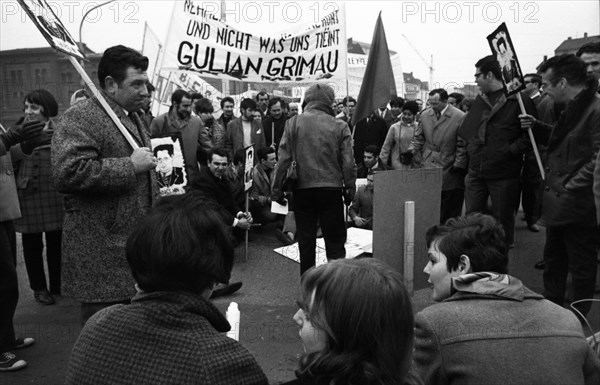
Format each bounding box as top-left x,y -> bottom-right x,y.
17,0 -> 85,60
487,23 -> 525,96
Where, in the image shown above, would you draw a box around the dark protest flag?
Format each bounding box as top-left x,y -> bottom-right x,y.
486,22 -> 526,96
351,12 -> 396,127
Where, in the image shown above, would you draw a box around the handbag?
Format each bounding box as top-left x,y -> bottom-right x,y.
283,116 -> 299,191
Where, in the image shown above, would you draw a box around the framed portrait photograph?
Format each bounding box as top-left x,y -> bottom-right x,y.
151,133 -> 188,197
487,23 -> 525,96
244,145 -> 254,192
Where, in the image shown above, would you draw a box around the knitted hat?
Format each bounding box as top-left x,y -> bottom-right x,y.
304,83 -> 335,106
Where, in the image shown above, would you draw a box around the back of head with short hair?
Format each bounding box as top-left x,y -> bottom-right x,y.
126,195 -> 234,294
427,213 -> 508,274
475,55 -> 502,81
538,54 -> 587,87
195,98 -> 214,114
298,258 -> 414,385
98,45 -> 149,89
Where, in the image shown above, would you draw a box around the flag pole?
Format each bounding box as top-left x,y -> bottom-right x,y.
341,3 -> 352,137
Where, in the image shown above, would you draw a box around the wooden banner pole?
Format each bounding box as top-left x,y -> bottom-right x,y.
516,93 -> 545,180
244,192 -> 249,263
67,56 -> 139,149
403,201 -> 415,296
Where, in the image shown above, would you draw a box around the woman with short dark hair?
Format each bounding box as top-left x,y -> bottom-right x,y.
14,89 -> 62,305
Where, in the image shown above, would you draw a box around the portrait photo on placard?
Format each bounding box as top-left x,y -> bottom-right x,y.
244,145 -> 254,192
151,133 -> 188,196
487,23 -> 525,95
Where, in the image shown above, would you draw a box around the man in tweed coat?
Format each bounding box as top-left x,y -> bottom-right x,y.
66,195 -> 268,385
52,45 -> 158,324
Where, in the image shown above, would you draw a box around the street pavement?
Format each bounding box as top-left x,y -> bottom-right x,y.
2,216 -> 599,385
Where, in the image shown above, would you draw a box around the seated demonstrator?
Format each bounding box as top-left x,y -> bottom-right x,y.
65,195 -> 268,385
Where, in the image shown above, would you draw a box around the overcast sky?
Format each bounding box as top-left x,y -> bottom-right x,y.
1,0 -> 599,90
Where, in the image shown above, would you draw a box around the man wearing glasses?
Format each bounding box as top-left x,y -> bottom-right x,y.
457,55 -> 536,248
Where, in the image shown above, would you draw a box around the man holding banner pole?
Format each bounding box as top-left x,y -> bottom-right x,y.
458,55 -> 536,248
52,45 -> 158,324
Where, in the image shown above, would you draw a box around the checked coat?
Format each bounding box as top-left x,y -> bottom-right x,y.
66,291 -> 268,385
52,95 -> 158,303
13,120 -> 64,233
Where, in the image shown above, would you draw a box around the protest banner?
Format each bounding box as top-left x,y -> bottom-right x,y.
487,22 -> 544,179
17,0 -> 139,149
161,0 -> 347,92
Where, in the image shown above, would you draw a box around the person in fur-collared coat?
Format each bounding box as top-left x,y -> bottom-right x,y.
52,45 -> 158,325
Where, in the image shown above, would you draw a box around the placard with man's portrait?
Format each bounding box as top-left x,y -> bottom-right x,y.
487,23 -> 525,96
151,133 -> 188,197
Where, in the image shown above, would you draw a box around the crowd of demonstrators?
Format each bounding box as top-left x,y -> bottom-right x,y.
150,89 -> 211,181
4,36 -> 600,382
